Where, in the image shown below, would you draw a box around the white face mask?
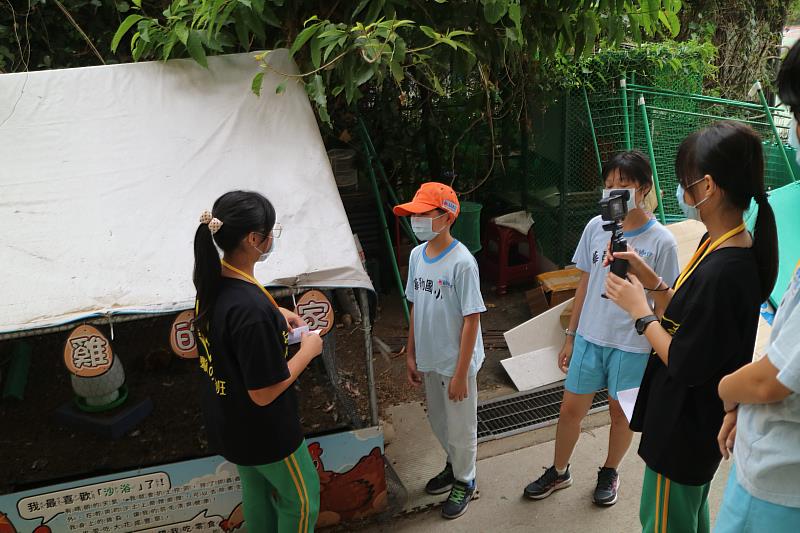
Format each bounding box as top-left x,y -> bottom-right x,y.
411,213 -> 447,241
789,118 -> 800,168
252,235 -> 274,262
602,188 -> 638,212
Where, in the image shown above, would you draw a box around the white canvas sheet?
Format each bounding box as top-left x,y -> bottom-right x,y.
0,50 -> 372,334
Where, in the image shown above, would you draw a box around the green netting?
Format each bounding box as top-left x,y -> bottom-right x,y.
518,65 -> 707,266
627,85 -> 796,225
518,76 -> 796,266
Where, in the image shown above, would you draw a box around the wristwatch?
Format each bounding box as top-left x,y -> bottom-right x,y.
635,315 -> 659,335
565,328 -> 576,338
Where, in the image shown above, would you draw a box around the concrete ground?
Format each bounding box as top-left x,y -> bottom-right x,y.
368,414 -> 732,532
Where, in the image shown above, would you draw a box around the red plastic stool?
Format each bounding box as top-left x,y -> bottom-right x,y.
481,221 -> 539,295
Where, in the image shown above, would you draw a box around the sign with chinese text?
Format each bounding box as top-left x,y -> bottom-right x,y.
169,310 -> 198,359
295,290 -> 334,336
63,325 -> 113,377
0,427 -> 385,532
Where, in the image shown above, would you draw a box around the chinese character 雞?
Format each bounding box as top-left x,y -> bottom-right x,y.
70,335 -> 110,369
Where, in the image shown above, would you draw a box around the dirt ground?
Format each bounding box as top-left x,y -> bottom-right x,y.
0,283 -> 535,497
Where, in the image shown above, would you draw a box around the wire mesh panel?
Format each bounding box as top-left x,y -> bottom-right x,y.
628,86 -> 796,222
525,64 -> 705,266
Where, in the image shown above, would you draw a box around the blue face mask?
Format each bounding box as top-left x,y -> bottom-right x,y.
789,119 -> 800,168
676,179 -> 709,222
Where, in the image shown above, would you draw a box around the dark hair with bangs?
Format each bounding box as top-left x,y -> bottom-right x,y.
601,150 -> 653,194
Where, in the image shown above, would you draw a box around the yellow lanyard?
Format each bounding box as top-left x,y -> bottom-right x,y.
674,222 -> 746,291
221,259 -> 278,308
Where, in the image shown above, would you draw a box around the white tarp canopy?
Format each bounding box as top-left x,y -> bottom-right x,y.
0,50 -> 373,335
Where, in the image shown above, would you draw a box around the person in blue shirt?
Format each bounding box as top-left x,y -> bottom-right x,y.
523,151 -> 679,507
394,182 -> 487,520
712,39 -> 800,533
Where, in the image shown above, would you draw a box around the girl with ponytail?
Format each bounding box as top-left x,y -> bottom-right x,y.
714,42 -> 800,533
604,121 -> 778,532
193,190 -> 322,532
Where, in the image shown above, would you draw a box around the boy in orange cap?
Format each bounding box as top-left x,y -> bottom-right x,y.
394,182 -> 486,519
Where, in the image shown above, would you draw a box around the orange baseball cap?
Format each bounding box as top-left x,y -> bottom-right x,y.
393,182 -> 460,221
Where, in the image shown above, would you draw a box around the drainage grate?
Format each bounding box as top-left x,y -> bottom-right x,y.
477,385 -> 609,442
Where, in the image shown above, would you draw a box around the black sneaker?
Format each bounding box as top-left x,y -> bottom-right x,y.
593,467 -> 619,506
425,463 -> 455,495
441,479 -> 476,519
523,465 -> 573,499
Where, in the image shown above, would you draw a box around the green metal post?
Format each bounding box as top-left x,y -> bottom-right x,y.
582,85 -> 603,178
755,80 -> 797,182
638,94 -> 667,224
630,73 -> 637,148
357,116 -> 419,245
363,138 -> 410,325
620,76 -> 632,150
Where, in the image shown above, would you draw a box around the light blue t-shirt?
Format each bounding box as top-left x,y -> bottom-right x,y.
735,260 -> 800,508
405,240 -> 486,377
573,216 -> 679,353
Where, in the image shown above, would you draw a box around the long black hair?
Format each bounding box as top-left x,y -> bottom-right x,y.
193,190 -> 276,333
601,150 -> 653,194
675,121 -> 778,301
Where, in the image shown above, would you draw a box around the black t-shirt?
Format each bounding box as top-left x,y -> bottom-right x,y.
196,278 -> 302,466
631,245 -> 761,485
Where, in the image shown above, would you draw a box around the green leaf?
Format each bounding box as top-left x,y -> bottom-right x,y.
242,8 -> 266,41
352,0 -> 370,19
111,14 -> 143,52
318,105 -> 331,125
276,81 -> 286,94
251,72 -> 264,96
186,30 -> 208,68
332,85 -> 344,96
175,22 -> 189,45
508,3 -> 521,27
163,33 -> 178,60
252,0 -> 263,15
237,0 -> 251,6
310,34 -> 322,68
261,5 -> 281,27
305,74 -> 326,107
419,25 -> 437,39
629,14 -> 642,43
132,34 -> 146,60
483,0 -> 507,24
290,23 -> 321,57
138,20 -> 150,43
364,0 -> 384,24
131,0 -> 141,8
355,63 -> 376,85
233,9 -> 250,49
390,58 -> 403,82
666,10 -> 681,36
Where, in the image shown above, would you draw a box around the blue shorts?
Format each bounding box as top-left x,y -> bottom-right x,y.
714,463 -> 800,533
564,334 -> 648,400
